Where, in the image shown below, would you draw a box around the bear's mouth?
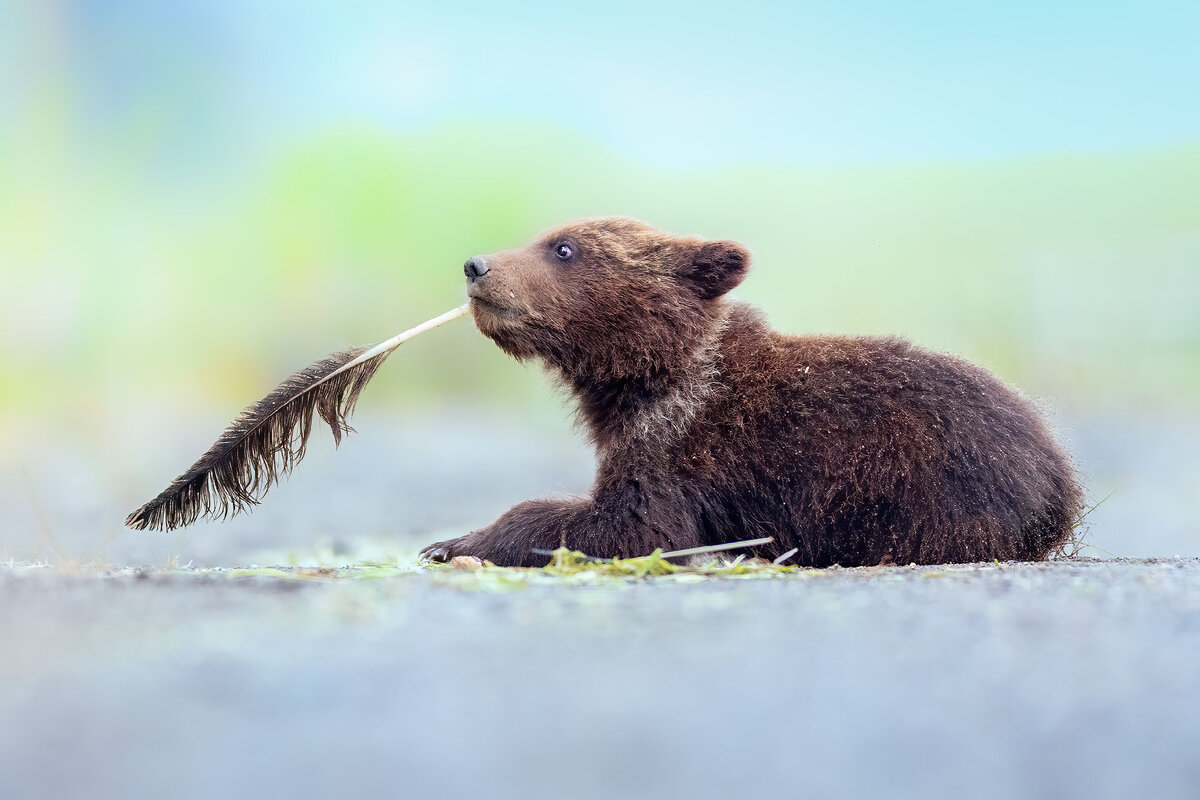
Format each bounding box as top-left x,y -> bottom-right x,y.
467,289 -> 516,315
468,294 -> 521,321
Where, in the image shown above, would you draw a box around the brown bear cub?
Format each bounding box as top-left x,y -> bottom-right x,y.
421,218 -> 1083,567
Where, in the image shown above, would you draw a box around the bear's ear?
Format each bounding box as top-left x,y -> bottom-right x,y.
679,240 -> 750,300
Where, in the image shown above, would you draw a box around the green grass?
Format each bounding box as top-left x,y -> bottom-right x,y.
2,124 -> 1198,437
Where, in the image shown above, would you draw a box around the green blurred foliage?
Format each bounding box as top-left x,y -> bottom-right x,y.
2,121 -> 1198,431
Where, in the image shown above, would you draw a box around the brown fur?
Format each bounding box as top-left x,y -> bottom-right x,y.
421,218 -> 1084,567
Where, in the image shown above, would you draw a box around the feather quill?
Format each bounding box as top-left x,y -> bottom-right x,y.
126,304 -> 469,532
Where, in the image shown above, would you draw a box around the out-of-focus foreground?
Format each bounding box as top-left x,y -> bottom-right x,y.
1,559 -> 1198,800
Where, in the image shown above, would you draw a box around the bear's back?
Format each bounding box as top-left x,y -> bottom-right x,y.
687,304 -> 1081,564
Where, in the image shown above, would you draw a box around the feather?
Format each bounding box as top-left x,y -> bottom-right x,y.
126,304 -> 470,532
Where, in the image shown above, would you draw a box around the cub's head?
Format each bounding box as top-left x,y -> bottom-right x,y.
462,217 -> 750,380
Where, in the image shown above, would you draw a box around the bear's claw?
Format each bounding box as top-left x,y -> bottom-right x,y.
418,543 -> 451,563
419,536 -> 473,564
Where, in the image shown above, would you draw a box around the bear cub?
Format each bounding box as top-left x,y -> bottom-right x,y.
421,218 -> 1083,567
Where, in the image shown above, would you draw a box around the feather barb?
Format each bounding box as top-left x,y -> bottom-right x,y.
125,304 -> 469,532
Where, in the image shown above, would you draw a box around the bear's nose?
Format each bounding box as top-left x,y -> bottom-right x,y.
464,256 -> 489,283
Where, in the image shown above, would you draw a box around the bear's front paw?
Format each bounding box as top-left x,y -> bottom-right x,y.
418,535 -> 474,564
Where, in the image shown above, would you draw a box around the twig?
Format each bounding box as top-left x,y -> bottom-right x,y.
773,547 -> 799,565
659,537 -> 773,559
1060,487 -> 1120,558
21,465 -> 67,564
1078,487 -> 1118,523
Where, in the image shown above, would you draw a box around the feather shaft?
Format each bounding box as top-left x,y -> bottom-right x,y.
338,303 -> 471,372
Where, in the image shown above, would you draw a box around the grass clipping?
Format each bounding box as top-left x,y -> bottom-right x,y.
539,547 -> 791,579
438,538 -> 801,582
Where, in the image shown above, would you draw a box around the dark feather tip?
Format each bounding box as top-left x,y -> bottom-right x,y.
126,344 -> 390,532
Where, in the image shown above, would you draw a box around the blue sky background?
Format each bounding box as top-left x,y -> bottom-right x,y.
5,0 -> 1198,167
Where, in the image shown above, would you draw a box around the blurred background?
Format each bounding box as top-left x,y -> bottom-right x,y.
1,0 -> 1197,565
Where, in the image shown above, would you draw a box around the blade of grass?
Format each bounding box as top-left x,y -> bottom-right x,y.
531,535 -> 774,563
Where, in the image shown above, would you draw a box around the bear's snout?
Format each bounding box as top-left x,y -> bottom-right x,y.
464,256 -> 490,283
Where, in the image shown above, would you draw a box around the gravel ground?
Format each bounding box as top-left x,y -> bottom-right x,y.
1,558 -> 1198,800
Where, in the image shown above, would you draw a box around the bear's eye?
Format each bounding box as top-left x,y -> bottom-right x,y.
554,242 -> 574,262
